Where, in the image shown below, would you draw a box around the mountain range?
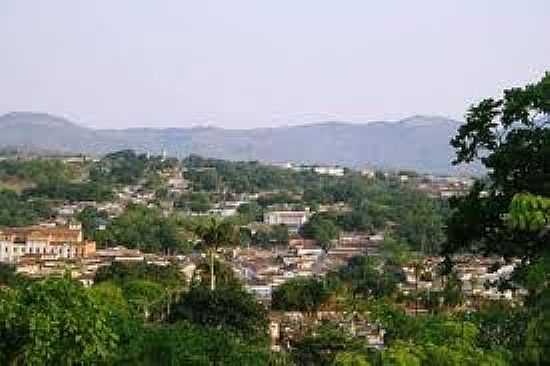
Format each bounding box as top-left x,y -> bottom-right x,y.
0,112 -> 471,174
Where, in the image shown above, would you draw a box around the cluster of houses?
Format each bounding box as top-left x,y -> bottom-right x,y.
234,233 -> 383,304
0,223 -> 197,286
399,254 -> 526,315
0,154 -> 527,354
269,310 -> 385,352
412,175 -> 475,199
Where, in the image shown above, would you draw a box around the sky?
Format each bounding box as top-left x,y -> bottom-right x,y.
1,1 -> 549,129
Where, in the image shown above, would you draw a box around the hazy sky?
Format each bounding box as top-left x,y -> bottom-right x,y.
1,1 -> 549,129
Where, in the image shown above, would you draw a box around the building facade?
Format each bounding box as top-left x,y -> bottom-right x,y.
0,225 -> 96,263
263,211 -> 309,232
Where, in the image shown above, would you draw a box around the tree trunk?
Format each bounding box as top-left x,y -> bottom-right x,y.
210,249 -> 216,291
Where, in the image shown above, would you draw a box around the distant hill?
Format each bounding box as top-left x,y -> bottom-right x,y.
0,112 -> 470,174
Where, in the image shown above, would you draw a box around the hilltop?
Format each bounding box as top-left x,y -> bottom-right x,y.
0,112 -> 467,174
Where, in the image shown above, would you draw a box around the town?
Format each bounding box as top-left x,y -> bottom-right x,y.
0,149 -> 524,358
2,69 -> 550,364
2,1 -> 548,363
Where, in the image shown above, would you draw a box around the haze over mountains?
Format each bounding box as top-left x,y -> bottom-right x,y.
0,112 -> 469,174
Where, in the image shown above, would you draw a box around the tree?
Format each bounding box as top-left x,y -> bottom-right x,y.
90,281 -> 130,317
77,206 -> 109,240
170,284 -> 267,340
445,72 -> 550,260
395,192 -> 447,254
195,217 -> 239,290
122,321 -> 279,366
122,280 -> 166,320
272,224 -> 290,245
381,342 -> 423,366
100,204 -> 183,253
0,263 -> 28,288
0,189 -> 52,227
0,277 -> 119,365
90,149 -> 149,186
291,323 -> 366,366
440,272 -> 464,307
24,181 -> 114,202
372,312 -> 511,366
379,236 -> 411,266
444,72 -> 550,365
272,277 -> 331,314
252,224 -> 289,248
194,258 -> 241,288
471,301 -> 528,353
508,193 -> 550,232
301,214 -> 340,251
237,201 -> 263,223
94,261 -> 185,291
187,192 -> 211,213
89,281 -> 144,360
338,256 -> 403,299
333,352 -> 372,366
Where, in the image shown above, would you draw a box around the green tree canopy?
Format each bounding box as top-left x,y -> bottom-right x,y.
98,204 -> 184,253
338,256 -> 403,299
445,72 -> 550,260
170,283 -> 267,340
0,189 -> 52,227
300,213 -> 340,251
0,277 -> 119,365
272,277 -> 331,314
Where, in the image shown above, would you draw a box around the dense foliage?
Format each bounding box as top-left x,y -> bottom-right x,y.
0,264 -> 285,365
170,283 -> 267,339
0,277 -> 119,365
251,224 -> 290,247
0,159 -> 71,186
0,189 -> 52,227
96,204 -> 186,252
338,256 -> 404,299
445,72 -> 550,260
95,261 -> 185,290
272,277 -> 332,313
183,154 -> 324,193
302,179 -> 449,254
24,181 -> 114,202
300,213 -> 340,251
90,150 -> 175,186
443,73 -> 550,364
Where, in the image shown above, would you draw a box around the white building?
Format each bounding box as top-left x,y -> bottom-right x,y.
313,166 -> 345,177
264,211 -> 310,232
361,169 -> 376,179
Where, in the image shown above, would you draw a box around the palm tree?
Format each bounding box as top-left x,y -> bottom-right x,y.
411,258 -> 426,316
195,217 -> 238,290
